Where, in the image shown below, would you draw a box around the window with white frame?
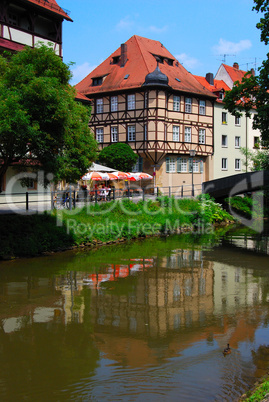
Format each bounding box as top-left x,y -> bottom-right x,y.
128,125 -> 136,141
235,136 -> 241,148
193,159 -> 200,172
199,128 -> 205,144
96,98 -> 103,114
235,116 -> 241,125
185,127 -> 191,142
96,127 -> 104,143
166,157 -> 177,173
235,158 -> 241,170
111,96 -> 118,112
222,112 -> 227,124
111,126 -> 118,142
173,95 -> 180,111
222,135 -> 227,147
222,158 -> 228,170
132,156 -> 142,172
173,125 -> 180,141
180,158 -> 188,172
127,94 -> 135,110
185,97 -> 192,113
199,100 -> 206,115
254,136 -> 260,148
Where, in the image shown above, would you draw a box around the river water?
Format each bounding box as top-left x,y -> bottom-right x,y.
0,225 -> 269,401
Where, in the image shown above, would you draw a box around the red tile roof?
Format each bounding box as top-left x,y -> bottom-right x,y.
26,0 -> 72,21
75,91 -> 91,103
194,75 -> 230,92
194,75 -> 229,103
75,35 -> 215,98
222,63 -> 248,83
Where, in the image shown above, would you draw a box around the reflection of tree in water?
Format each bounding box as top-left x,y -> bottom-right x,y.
0,322 -> 100,400
252,344 -> 269,377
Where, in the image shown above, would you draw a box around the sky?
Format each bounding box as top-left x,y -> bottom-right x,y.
59,0 -> 268,86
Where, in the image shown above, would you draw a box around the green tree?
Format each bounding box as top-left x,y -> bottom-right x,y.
0,45 -> 98,190
223,0 -> 269,146
240,147 -> 269,171
98,143 -> 138,171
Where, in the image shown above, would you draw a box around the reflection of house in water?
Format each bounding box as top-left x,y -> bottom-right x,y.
88,250 -> 214,338
0,277 -> 64,333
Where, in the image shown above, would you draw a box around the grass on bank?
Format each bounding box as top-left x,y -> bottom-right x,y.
53,195 -> 234,245
0,195 -> 234,259
240,376 -> 269,401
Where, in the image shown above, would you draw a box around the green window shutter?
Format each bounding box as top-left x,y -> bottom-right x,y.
166,157 -> 170,173
189,159 -> 193,172
177,157 -> 182,173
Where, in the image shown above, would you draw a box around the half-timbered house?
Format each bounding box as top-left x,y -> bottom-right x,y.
76,35 -> 216,192
0,0 -> 72,57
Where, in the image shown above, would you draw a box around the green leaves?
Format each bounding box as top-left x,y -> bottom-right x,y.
98,143 -> 138,172
224,1 -> 269,146
0,45 -> 98,187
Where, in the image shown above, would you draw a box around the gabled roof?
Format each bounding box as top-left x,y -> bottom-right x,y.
75,35 -> 215,98
194,76 -> 230,92
221,63 -> 248,83
25,0 -> 72,22
194,75 -> 230,103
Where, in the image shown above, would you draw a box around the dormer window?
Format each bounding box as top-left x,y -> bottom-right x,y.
92,77 -> 103,86
219,92 -> 224,100
112,56 -> 120,64
165,58 -> 174,66
152,54 -> 164,63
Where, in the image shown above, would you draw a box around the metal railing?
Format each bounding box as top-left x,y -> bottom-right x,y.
0,184 -> 202,213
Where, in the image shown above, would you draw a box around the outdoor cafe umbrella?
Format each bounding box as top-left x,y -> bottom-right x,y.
127,172 -> 153,181
106,172 -> 118,180
113,171 -> 131,180
82,171 -> 109,181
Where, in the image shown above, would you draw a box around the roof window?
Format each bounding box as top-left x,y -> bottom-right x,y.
165,58 -> 174,66
112,56 -> 120,64
124,74 -> 130,79
175,78 -> 181,82
92,77 -> 103,86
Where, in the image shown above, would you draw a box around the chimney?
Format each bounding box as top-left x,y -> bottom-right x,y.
205,72 -> 214,86
251,68 -> 255,76
120,43 -> 127,67
233,62 -> 239,70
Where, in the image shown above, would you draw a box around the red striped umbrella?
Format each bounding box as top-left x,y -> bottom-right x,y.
128,172 -> 153,180
82,171 -> 109,181
113,171 -> 131,179
106,172 -> 118,180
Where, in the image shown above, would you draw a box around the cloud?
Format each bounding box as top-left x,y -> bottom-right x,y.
175,53 -> 200,71
115,15 -> 168,34
148,25 -> 168,34
70,62 -> 97,85
212,38 -> 252,55
115,16 -> 135,31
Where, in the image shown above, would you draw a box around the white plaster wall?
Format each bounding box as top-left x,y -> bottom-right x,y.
213,103 -> 247,179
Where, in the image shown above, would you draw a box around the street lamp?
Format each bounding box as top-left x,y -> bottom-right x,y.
190,149 -> 196,197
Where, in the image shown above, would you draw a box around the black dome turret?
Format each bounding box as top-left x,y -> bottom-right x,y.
143,63 -> 169,87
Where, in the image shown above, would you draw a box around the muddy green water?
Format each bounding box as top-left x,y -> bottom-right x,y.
0,225 -> 269,401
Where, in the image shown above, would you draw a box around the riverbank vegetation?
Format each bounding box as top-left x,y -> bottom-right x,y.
0,196 -> 234,259
239,375 -> 269,401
